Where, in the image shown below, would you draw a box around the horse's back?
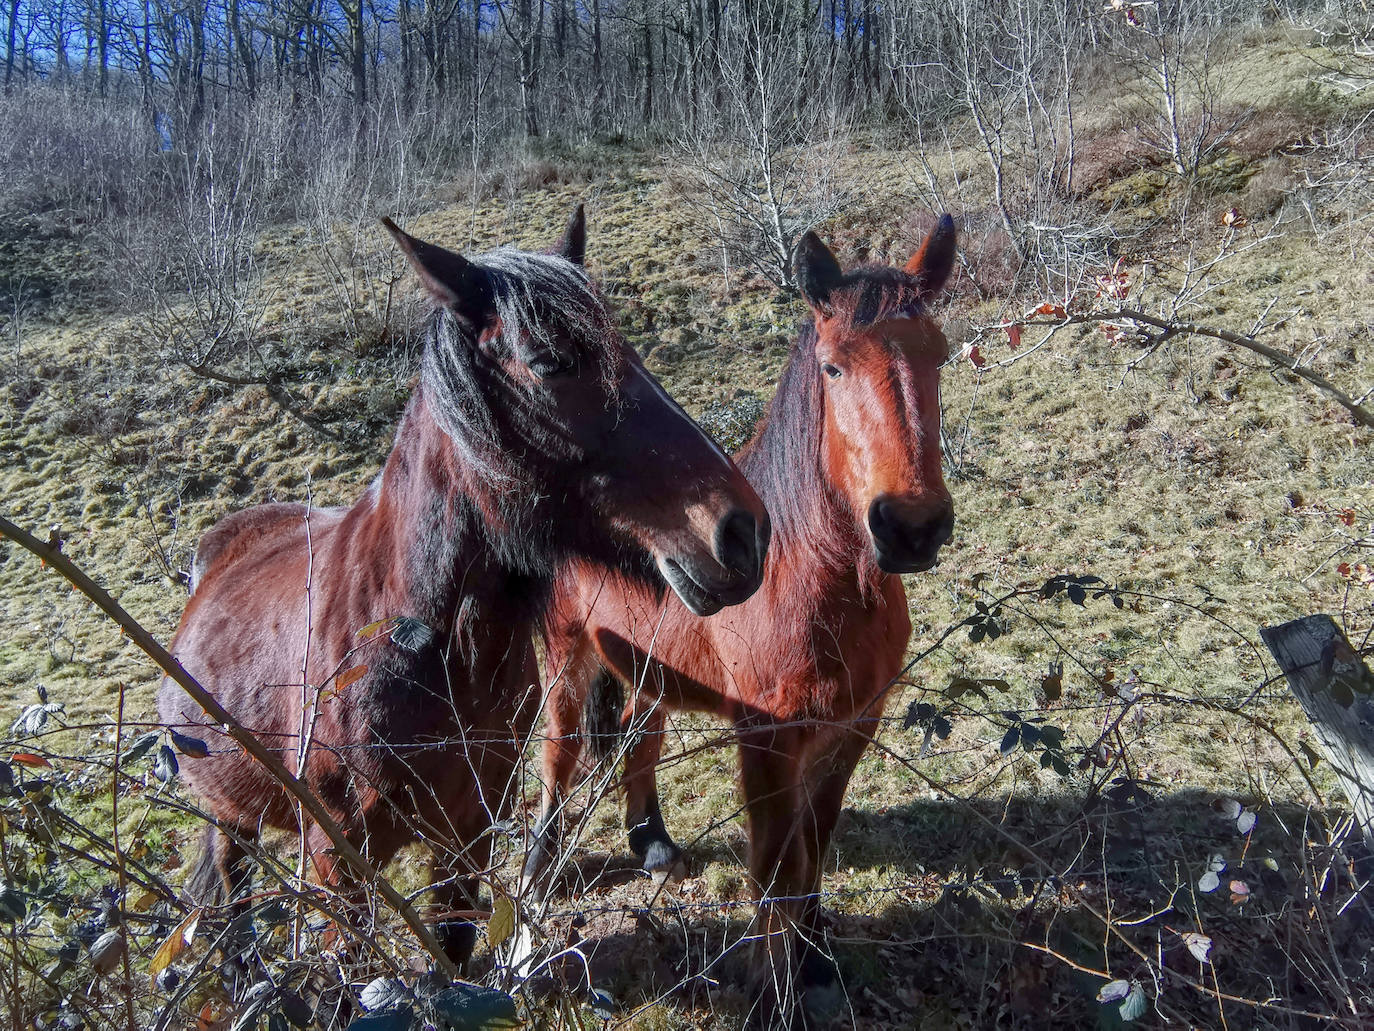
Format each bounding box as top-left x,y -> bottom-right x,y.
159,500 -> 344,826
160,500 -> 322,730
189,502 -> 313,594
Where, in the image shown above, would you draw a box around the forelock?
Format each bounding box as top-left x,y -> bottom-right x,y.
832,266 -> 922,328
416,246 -> 628,482
474,248 -> 613,356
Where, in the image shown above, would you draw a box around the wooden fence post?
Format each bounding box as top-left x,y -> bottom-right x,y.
1260,614 -> 1374,849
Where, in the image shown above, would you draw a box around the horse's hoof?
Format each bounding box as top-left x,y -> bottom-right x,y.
501,923 -> 538,980
434,920 -> 477,968
649,856 -> 689,886
640,840 -> 686,881
518,857 -> 551,899
802,974 -> 843,1022
800,953 -> 844,1025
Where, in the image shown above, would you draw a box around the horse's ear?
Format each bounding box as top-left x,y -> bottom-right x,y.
794,231 -> 844,316
381,217 -> 491,324
556,203 -> 587,265
905,213 -> 958,299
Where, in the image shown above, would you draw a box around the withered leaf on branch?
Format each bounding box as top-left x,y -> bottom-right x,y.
1180,931 -> 1213,964
90,930 -> 127,974
171,731 -> 210,758
487,893 -> 516,949
148,908 -> 201,987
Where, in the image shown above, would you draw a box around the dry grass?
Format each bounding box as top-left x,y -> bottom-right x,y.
1,64 -> 1372,1027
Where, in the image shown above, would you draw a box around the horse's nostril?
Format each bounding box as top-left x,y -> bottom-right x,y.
908,507 -> 954,553
933,508 -> 955,547
868,499 -> 898,541
715,509 -> 760,578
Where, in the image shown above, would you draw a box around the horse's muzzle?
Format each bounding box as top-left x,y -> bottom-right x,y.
660,508 -> 770,616
868,495 -> 953,574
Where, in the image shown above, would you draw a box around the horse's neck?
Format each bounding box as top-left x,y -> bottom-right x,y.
370,393 -> 538,638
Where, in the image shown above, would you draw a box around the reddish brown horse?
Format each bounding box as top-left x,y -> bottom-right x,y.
526,217 -> 957,1019
156,206 -> 770,965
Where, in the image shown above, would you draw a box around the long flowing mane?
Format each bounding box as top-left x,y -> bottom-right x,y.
736,323 -> 851,573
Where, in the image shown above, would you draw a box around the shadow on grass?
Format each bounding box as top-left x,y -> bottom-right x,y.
534,788 -> 1372,1030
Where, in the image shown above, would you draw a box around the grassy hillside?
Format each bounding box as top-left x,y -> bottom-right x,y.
0,30 -> 1371,1030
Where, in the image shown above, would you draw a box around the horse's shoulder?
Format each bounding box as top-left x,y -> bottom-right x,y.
190,502 -> 313,593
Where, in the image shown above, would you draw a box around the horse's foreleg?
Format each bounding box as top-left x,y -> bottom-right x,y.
789,725 -> 874,1004
622,702 -> 684,878
306,822 -> 369,960
521,661 -> 591,889
737,722 -> 813,1018
429,836 -> 489,970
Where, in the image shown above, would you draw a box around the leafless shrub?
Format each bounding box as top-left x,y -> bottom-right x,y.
0,84 -> 159,222
1105,1 -> 1256,178
668,5 -> 853,291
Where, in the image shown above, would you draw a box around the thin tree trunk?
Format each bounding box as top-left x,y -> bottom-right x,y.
188,1 -> 205,137
229,0 -> 256,98
138,0 -> 154,122
345,0 -> 367,107
514,0 -> 541,137
640,0 -> 652,124
590,0 -> 602,124
1060,0 -> 1076,195
4,0 -> 21,89
96,0 -> 108,96
53,3 -> 70,79
399,0 -> 413,104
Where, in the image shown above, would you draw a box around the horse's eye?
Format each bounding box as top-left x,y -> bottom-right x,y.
822,363 -> 842,380
528,354 -> 575,380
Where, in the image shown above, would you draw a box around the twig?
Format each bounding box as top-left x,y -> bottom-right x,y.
1015,307 -> 1374,429
112,682 -> 136,1031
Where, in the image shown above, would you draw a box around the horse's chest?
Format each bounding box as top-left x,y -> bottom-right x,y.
768,601 -> 907,721
338,639 -> 538,753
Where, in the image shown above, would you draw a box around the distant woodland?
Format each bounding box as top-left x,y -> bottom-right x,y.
4,0 -> 1359,147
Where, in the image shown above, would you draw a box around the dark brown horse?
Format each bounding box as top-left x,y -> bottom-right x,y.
156,206 -> 771,966
526,217 -> 957,1021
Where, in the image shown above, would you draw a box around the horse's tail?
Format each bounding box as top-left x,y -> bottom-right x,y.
184,825 -> 228,906
583,667 -> 625,763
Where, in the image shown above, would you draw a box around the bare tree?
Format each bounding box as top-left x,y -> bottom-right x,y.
1106,0 -> 1251,177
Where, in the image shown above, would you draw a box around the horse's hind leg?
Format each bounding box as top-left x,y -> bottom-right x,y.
186,822 -> 257,964
186,823 -> 252,905
621,700 -> 685,880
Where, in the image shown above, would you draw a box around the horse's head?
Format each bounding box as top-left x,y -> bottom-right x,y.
382,207 -> 769,616
793,216 -> 957,574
